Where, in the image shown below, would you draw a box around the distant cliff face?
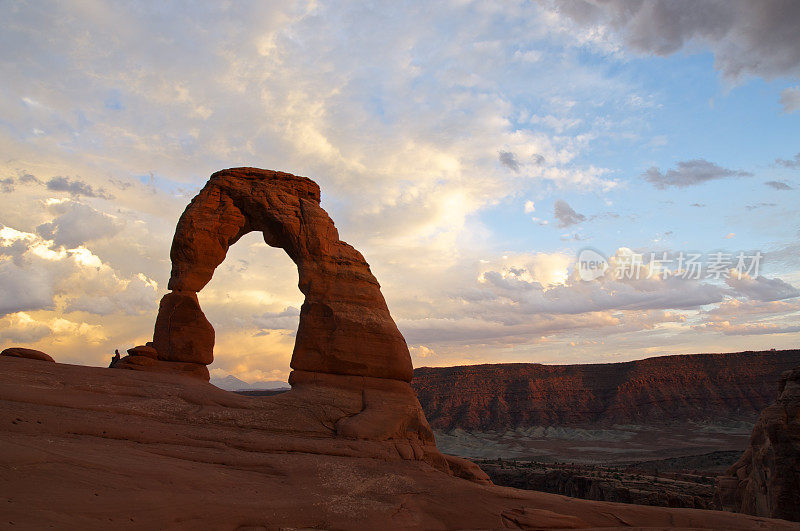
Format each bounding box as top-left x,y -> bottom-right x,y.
715,365 -> 800,522
411,351 -> 800,431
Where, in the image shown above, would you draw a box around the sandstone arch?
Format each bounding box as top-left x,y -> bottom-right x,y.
148,167 -> 412,381
110,167 -> 487,483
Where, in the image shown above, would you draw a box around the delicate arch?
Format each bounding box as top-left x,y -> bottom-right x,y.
151,167 -> 413,382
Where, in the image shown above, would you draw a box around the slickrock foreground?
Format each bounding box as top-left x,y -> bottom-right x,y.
716,366 -> 800,521
2,356 -> 797,530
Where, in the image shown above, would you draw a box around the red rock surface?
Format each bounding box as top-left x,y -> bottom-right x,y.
111,354 -> 211,380
715,366 -> 800,521
3,356 -> 795,530
126,344 -> 158,359
152,290 -> 214,364
412,350 -> 800,430
0,347 -> 54,362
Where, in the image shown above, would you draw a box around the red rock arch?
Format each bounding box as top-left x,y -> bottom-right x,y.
150,167 -> 413,382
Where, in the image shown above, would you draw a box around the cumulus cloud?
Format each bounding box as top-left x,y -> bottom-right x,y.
36,199 -> 122,249
474,249 -> 726,317
745,203 -> 776,211
0,260 -> 55,315
643,159 -> 751,189
0,173 -> 114,200
698,321 -> 800,336
555,0 -> 800,81
498,151 -> 520,172
253,306 -> 301,334
775,152 -> 800,169
64,272 -> 159,316
553,200 -> 586,227
478,251 -> 573,289
781,87 -> 800,113
0,173 -> 43,193
700,298 -> 800,322
19,174 -> 41,185
0,224 -> 158,318
0,313 -> 51,343
402,246 -> 800,348
409,345 -> 436,359
687,298 -> 800,337
765,180 -> 793,190
524,200 -> 536,214
726,272 -> 800,301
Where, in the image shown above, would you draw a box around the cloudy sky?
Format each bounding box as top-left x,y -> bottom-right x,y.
2,1 -> 800,383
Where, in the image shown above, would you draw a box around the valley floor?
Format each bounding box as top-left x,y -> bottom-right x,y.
433,421 -> 753,463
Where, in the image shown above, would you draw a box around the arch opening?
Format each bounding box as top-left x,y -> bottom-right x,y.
199,231 -> 301,386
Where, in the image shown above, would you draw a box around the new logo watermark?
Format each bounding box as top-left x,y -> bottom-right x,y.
577,248 -> 608,281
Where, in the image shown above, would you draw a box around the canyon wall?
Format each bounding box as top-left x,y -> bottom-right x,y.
412,350 -> 800,430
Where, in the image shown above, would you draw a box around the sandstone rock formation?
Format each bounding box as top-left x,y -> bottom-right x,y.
413,350 -> 800,431
1,347 -> 54,362
715,366 -> 800,522
110,168 -> 474,481
115,168 -> 412,382
152,291 -> 214,365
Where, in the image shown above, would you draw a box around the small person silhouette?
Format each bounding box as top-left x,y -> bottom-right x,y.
109,349 -> 121,367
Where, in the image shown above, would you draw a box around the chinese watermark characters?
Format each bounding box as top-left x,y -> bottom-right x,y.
577,249 -> 763,282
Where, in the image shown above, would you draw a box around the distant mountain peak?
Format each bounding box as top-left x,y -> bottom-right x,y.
210,374 -> 289,391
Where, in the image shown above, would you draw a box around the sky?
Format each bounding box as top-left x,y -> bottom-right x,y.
1,0 -> 800,384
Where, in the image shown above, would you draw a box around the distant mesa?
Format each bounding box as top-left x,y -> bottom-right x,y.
1,347 -> 54,362
715,365 -> 800,521
413,350 -> 800,431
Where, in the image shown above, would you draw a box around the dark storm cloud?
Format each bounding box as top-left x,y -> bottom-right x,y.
775,153 -> 800,169
556,0 -> 800,80
745,202 -> 777,211
726,274 -> 800,302
498,151 -> 520,172
643,159 -> 751,189
46,176 -> 113,199
553,199 -> 586,227
781,87 -> 800,113
19,173 -> 41,185
765,180 -> 793,190
1,173 -> 43,192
